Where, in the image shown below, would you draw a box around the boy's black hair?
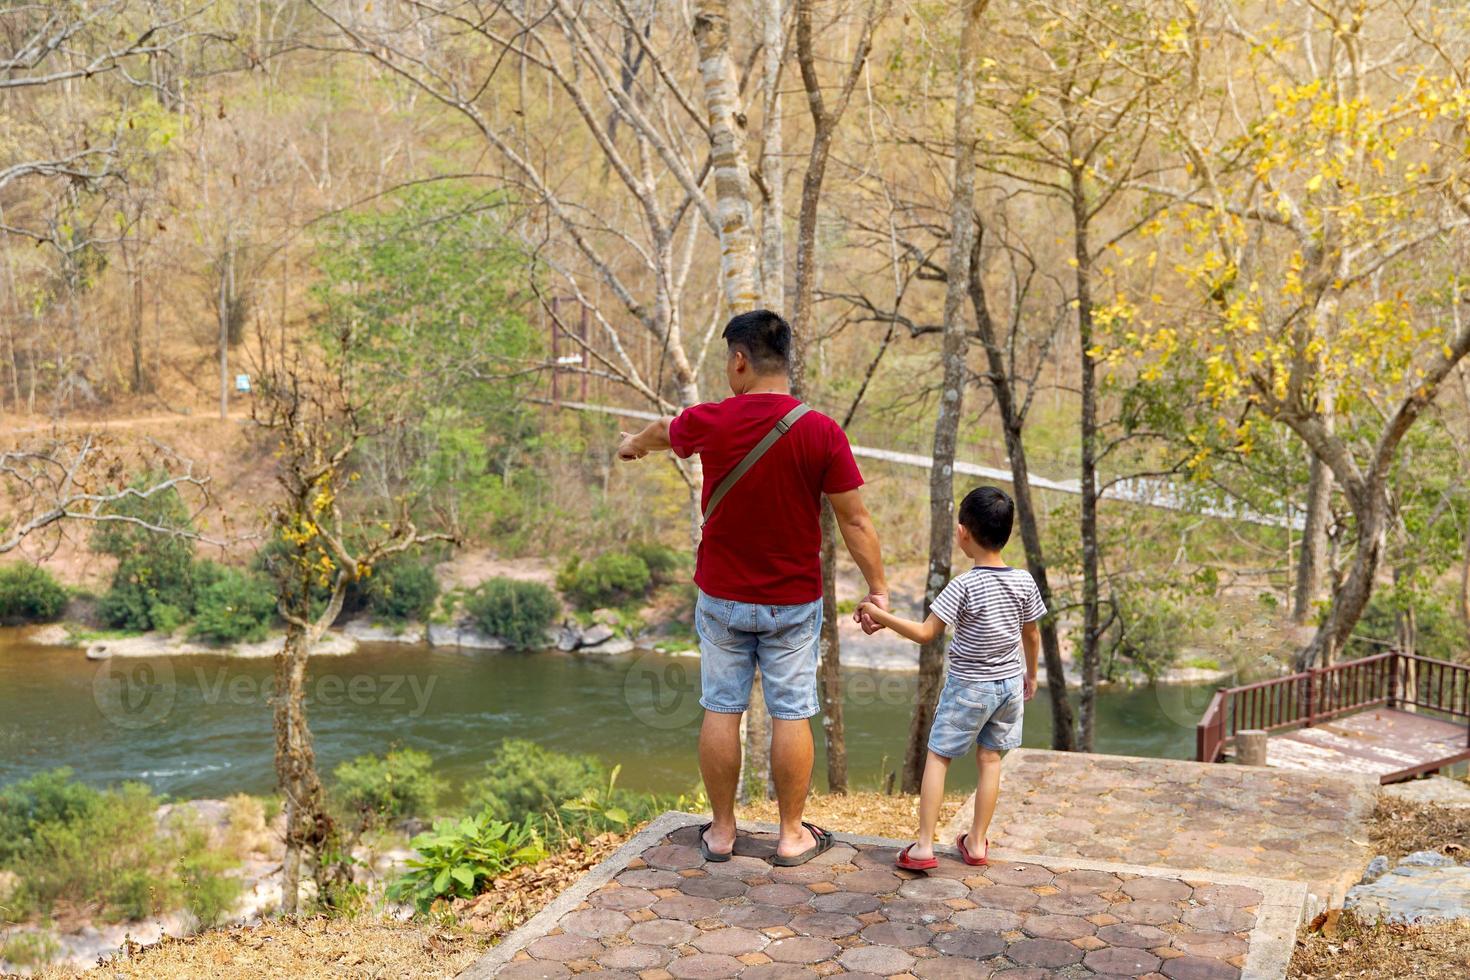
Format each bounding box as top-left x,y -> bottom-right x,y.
722,309 -> 791,374
958,486 -> 1015,551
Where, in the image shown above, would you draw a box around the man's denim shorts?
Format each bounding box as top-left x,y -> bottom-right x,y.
695,590 -> 822,721
928,672 -> 1025,758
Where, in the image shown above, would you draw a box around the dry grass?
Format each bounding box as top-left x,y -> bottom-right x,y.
738,789 -> 972,841
1289,911 -> 1470,979
1369,794 -> 1470,863
38,918 -> 488,980
453,831 -> 628,937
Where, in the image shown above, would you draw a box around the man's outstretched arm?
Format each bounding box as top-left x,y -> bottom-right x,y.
827,488 -> 889,633
617,418 -> 674,460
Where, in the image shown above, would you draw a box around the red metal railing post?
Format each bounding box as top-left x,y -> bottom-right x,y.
1304,668 -> 1316,728
1387,652 -> 1399,709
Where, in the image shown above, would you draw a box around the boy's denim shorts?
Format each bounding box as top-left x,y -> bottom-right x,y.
695,590 -> 823,721
928,672 -> 1025,758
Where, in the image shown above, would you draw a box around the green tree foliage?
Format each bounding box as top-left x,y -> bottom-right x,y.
556,552 -> 652,610
464,578 -> 559,650
0,563 -> 68,623
360,554 -> 440,622
91,475 -> 199,631
189,568 -> 277,644
312,182 -> 542,540
332,748 -> 446,823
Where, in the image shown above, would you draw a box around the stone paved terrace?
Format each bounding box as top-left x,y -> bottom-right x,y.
946,750 -> 1378,912
462,812 -> 1307,980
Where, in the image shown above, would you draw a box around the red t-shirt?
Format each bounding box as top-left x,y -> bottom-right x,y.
669,393 -> 864,604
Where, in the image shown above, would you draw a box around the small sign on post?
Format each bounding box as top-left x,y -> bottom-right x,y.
235,374 -> 251,393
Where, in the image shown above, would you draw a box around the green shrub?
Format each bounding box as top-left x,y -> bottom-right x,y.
171,816 -> 242,928
626,542 -> 687,585
0,770 -> 240,923
333,748 -> 446,823
470,739 -> 607,824
92,476 -> 200,632
388,813 -> 544,912
361,556 -> 440,622
190,569 -> 276,644
556,552 -> 651,610
0,564 -> 68,623
0,931 -> 59,967
464,578 -> 559,650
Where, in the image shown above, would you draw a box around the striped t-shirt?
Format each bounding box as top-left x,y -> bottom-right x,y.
929,565 -> 1047,682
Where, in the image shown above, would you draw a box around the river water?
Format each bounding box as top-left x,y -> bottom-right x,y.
0,631 -> 1223,801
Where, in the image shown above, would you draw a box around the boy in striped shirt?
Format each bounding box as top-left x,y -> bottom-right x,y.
858,486 -> 1043,870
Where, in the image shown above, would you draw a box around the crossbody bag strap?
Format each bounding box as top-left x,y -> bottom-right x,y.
701,402 -> 812,527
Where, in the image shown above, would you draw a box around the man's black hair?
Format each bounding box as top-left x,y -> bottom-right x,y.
722,309 -> 791,375
958,486 -> 1015,551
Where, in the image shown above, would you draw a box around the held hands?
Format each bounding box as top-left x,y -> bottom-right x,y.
616,431 -> 647,461
1023,672 -> 1037,702
855,593 -> 889,635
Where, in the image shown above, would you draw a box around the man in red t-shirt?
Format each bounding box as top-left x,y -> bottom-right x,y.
617,310 -> 889,865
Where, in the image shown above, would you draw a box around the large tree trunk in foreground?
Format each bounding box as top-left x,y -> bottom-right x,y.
967,236 -> 1077,751
902,0 -> 985,793
817,502 -> 848,792
274,619 -> 334,916
1292,454 -> 1332,624
1069,166 -> 1102,754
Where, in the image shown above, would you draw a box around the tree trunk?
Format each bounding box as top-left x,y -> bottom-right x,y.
902,0 -> 984,793
759,0 -> 784,310
1460,530 -> 1470,628
1292,453 -> 1332,625
967,236 -> 1077,750
1296,485 -> 1390,669
1069,165 -> 1102,753
692,0 -> 759,314
817,501 -> 848,792
218,242 -> 233,420
274,618 -> 331,916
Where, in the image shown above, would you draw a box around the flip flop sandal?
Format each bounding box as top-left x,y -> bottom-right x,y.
698,822 -> 732,863
771,821 -> 836,867
895,843 -> 939,871
956,833 -> 989,867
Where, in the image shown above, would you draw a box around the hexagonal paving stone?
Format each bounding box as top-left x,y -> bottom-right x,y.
592,886 -> 658,911
527,934 -> 604,961
652,895 -> 723,921
788,911 -> 861,938
718,903 -> 793,929
860,920 -> 934,946
983,863 -> 1053,887
1172,930 -> 1249,958
811,891 -> 881,914
1192,883 -> 1263,907
1095,922 -> 1171,948
617,868 -> 682,889
560,908 -> 632,938
642,843 -> 704,871
968,884 -> 1040,912
900,876 -> 971,901
740,964 -> 817,980
746,883 -> 815,907
1182,905 -> 1256,933
665,952 -> 745,978
834,869 -> 902,893
1020,913 -> 1095,940
1034,890 -> 1108,916
912,955 -> 994,979
1052,870 -> 1122,893
1005,937 -> 1085,969
838,944 -> 917,975
1083,946 -> 1163,975
950,906 -> 1023,932
770,863 -> 834,885
678,876 -> 747,900
705,855 -> 770,879
1111,900 -> 1182,925
497,963 -> 571,980
1161,955 -> 1243,979
1122,877 -> 1193,902
764,936 -> 841,963
577,971 -> 638,980
627,918 -> 699,945
931,928 -> 1006,959
882,899 -> 954,924
690,926 -> 769,956
596,945 -> 673,970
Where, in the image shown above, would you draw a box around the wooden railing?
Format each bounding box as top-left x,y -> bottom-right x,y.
1195,651 -> 1470,764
